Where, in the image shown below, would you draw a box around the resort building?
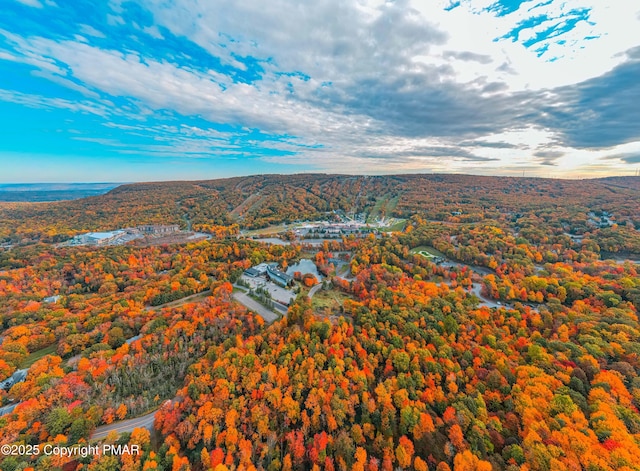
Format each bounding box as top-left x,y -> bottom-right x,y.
81,230 -> 125,246
267,266 -> 293,287
138,224 -> 180,234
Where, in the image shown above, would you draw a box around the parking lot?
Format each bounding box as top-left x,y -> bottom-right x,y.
239,274 -> 296,305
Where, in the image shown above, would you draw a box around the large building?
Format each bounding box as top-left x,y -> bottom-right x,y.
244,263 -> 271,277
0,369 -> 27,391
243,263 -> 293,287
81,230 -> 125,246
267,266 -> 293,287
138,224 -> 180,234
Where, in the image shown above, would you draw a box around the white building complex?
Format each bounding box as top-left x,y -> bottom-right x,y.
78,230 -> 125,246
138,224 -> 180,234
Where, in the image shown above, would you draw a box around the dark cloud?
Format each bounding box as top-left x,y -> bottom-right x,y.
443,50 -> 492,64
460,140 -> 520,149
539,51 -> 640,149
626,45 -> 640,60
534,150 -> 564,158
603,153 -> 640,164
312,71 -> 544,141
356,145 -> 497,162
532,150 -> 564,166
482,82 -> 509,94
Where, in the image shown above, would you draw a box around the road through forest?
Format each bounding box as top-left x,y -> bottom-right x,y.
91,410 -> 156,440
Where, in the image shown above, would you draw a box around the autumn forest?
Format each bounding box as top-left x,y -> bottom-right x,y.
1,173 -> 640,471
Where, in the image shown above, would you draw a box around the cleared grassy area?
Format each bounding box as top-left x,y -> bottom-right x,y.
21,344 -> 57,368
311,288 -> 355,312
367,193 -> 402,224
241,224 -> 289,236
386,195 -> 400,214
382,219 -> 406,232
366,195 -> 389,223
410,245 -> 446,258
230,193 -> 262,219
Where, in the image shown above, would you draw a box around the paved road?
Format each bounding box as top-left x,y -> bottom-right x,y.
0,402 -> 20,416
425,256 -> 508,309
232,292 -> 279,322
308,283 -> 323,298
91,410 -> 156,440
0,369 -> 28,390
145,290 -> 211,311
273,301 -> 288,314
469,282 -> 504,309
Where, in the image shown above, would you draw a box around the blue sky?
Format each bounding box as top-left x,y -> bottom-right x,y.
1,0 -> 639,182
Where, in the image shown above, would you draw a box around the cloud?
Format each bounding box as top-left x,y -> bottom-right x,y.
603,153 -> 640,164
533,150 -> 565,166
141,25 -> 163,40
539,52 -> 640,148
460,140 -> 520,149
533,150 -> 564,158
1,0 -> 640,178
443,51 -> 493,64
355,145 -> 498,161
78,24 -> 106,39
142,0 -> 448,79
14,0 -> 43,8
90,120 -> 307,159
0,88 -> 111,117
531,149 -> 564,166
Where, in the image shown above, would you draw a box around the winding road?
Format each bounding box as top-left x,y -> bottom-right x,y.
91,290 -> 287,439
308,283 -> 323,298
0,402 -> 20,416
91,410 -> 156,440
421,255 -> 509,309
469,282 -> 503,309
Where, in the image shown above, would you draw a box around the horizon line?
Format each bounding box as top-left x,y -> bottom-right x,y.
2,171 -> 640,185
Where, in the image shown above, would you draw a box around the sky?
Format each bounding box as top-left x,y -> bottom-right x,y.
1,0 -> 640,182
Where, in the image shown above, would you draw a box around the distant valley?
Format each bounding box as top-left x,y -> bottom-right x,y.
0,183 -> 121,202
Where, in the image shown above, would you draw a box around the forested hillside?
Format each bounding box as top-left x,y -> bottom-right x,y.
1,174 -> 639,243
1,174 -> 640,471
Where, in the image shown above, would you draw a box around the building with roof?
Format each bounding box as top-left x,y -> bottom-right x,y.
267,266 -> 293,287
138,224 -> 180,234
80,230 -> 125,246
244,262 -> 279,278
0,369 -> 27,391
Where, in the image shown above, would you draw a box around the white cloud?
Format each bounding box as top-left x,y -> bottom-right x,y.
78,24 -> 106,39
138,0 -> 640,93
411,0 -> 640,91
0,88 -> 111,117
106,14 -> 125,26
14,0 -> 43,8
141,25 -> 163,40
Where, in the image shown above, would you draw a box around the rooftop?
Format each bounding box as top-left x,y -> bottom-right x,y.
267,266 -> 293,281
86,230 -> 124,239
